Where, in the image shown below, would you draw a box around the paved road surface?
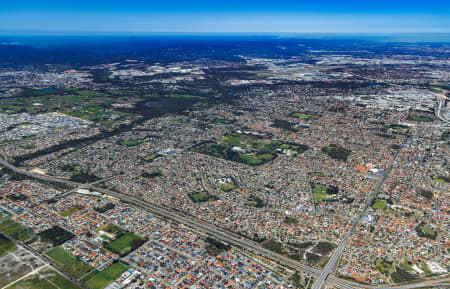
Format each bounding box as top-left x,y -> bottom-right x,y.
311,131 -> 413,289
0,155 -> 449,289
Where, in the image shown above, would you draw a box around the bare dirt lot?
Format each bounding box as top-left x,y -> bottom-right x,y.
0,246 -> 45,288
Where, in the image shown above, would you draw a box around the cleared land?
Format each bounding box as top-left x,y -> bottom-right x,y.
0,247 -> 46,288
46,247 -> 93,278
0,233 -> 16,257
8,269 -> 81,289
0,219 -> 34,241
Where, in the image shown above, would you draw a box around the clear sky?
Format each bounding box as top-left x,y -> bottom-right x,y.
1,0 -> 449,34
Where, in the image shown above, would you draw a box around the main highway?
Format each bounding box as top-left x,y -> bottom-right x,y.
311,128 -> 415,289
0,155 -> 448,289
432,90 -> 449,124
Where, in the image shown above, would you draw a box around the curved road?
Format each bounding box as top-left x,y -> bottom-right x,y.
0,155 -> 448,289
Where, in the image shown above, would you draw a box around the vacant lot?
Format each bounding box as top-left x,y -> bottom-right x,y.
60,205 -> 84,217
84,262 -> 128,289
46,247 -> 93,278
312,241 -> 337,255
0,247 -> 45,288
9,269 -> 81,289
0,219 -> 34,241
39,226 -> 74,246
0,233 -> 16,257
105,232 -> 146,256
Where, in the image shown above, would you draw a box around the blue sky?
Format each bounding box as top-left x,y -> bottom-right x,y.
1,0 -> 449,33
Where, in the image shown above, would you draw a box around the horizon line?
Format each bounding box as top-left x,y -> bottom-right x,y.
1,30 -> 450,35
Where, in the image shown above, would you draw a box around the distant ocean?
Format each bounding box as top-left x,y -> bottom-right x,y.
0,32 -> 449,52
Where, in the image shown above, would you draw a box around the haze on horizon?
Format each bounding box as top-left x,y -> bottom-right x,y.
1,0 -> 449,35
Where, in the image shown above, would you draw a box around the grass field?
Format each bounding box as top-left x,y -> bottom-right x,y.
375,259 -> 395,276
290,112 -> 320,120
408,115 -> 433,122
77,90 -> 108,97
0,233 -> 16,257
191,133 -> 303,166
0,219 -> 34,241
142,153 -> 160,161
219,183 -> 238,192
188,192 -> 218,203
372,200 -> 387,210
9,269 -> 81,289
105,232 -> 145,256
46,247 -> 93,278
9,274 -> 58,289
433,175 -> 449,184
61,163 -> 81,175
101,224 -> 126,236
60,205 -> 83,217
246,195 -> 265,208
47,271 -> 82,289
238,153 -> 274,165
213,118 -> 230,124
165,94 -> 202,99
0,88 -> 137,129
313,172 -> 328,177
311,184 -> 329,202
84,263 -> 128,289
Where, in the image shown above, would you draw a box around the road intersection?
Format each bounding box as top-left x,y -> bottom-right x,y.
0,155 -> 448,289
